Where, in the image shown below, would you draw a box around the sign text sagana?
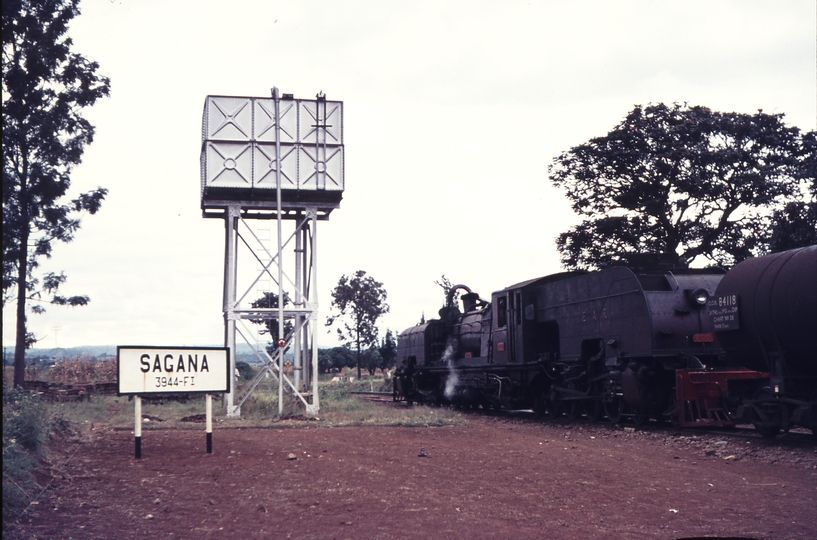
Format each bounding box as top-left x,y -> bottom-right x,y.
117,346 -> 230,395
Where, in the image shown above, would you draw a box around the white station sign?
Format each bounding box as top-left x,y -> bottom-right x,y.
117,346 -> 230,395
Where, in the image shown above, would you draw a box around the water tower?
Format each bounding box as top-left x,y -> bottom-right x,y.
201,88 -> 343,416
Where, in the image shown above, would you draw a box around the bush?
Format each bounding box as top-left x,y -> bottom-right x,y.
236,361 -> 255,380
2,441 -> 36,520
239,390 -> 304,418
2,387 -> 49,520
3,388 -> 48,452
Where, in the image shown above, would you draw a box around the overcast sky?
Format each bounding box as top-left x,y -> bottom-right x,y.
4,0 -> 816,351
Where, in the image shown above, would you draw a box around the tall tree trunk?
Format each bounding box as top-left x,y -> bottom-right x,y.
13,220 -> 29,388
356,336 -> 361,380
13,168 -> 30,388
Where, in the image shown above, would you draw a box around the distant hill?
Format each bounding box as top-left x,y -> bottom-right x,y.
20,345 -> 117,360
5,343 -> 280,364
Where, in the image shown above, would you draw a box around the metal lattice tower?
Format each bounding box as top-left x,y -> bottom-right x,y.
200,88 -> 344,416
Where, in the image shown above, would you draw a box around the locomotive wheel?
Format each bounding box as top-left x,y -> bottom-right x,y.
564,401 -> 581,421
667,394 -> 682,428
532,395 -> 546,418
604,398 -> 624,424
632,407 -> 649,426
752,387 -> 781,439
545,398 -> 562,419
584,399 -> 603,422
811,391 -> 817,438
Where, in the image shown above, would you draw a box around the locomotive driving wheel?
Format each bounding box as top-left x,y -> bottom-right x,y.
604,397 -> 624,424
545,397 -> 562,419
564,401 -> 581,421
532,393 -> 546,418
534,386 -> 562,420
584,399 -> 603,422
632,407 -> 648,426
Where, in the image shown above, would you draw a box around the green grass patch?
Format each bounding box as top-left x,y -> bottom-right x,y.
9,378 -> 465,432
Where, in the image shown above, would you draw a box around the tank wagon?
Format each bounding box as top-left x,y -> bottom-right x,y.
712,245 -> 817,436
393,246 -> 817,437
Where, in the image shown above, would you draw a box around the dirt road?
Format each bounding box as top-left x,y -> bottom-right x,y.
5,414 -> 816,539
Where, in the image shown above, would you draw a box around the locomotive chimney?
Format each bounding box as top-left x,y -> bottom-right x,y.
462,292 -> 480,312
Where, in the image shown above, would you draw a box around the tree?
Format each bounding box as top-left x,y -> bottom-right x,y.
434,274 -> 460,308
378,329 -> 397,373
548,103 -> 807,270
326,270 -> 389,380
3,0 -> 111,386
318,346 -> 355,374
330,346 -> 355,373
362,348 -> 382,377
769,130 -> 817,252
249,291 -> 293,357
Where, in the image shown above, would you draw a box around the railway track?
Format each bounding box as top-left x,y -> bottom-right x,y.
352,391 -> 816,446
677,424 -> 815,446
349,391 -> 397,404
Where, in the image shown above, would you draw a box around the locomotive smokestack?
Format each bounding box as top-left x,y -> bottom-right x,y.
462,292 -> 479,312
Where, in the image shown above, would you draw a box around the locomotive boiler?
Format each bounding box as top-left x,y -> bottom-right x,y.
393,246 -> 817,437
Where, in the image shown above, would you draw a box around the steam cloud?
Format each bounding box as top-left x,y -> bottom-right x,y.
443,338 -> 459,399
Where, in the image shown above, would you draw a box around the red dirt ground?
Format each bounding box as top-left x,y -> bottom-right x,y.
5,414 -> 817,539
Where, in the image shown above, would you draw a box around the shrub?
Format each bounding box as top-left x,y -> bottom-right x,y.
2,441 -> 36,520
3,388 -> 48,452
2,387 -> 49,520
236,361 -> 255,380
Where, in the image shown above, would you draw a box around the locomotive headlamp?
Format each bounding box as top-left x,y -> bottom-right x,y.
689,288 -> 709,307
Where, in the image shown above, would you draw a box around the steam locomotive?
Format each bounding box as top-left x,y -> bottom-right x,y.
393,246 -> 817,437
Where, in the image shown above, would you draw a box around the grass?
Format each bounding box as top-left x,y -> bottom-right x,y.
3,363 -> 466,430
2,385 -> 77,522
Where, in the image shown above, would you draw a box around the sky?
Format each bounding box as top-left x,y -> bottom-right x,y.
4,0 -> 816,352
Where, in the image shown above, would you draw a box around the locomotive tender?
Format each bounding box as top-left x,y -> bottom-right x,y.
394,246 -> 817,437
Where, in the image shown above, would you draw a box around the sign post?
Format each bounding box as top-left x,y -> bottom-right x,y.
117,346 -> 230,458
206,394 -> 213,453
134,395 -> 142,459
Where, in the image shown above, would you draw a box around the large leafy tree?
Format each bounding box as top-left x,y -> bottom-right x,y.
326,270 -> 389,380
548,102 -> 809,270
3,0 -> 110,386
769,130 -> 817,252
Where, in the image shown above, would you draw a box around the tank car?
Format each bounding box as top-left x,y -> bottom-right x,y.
712,245 -> 817,437
394,266 -> 726,425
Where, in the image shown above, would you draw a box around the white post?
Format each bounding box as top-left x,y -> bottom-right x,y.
310,209 -> 320,413
134,396 -> 142,458
294,217 -> 303,391
273,87 -> 285,416
224,206 -> 240,416
206,394 -> 213,453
